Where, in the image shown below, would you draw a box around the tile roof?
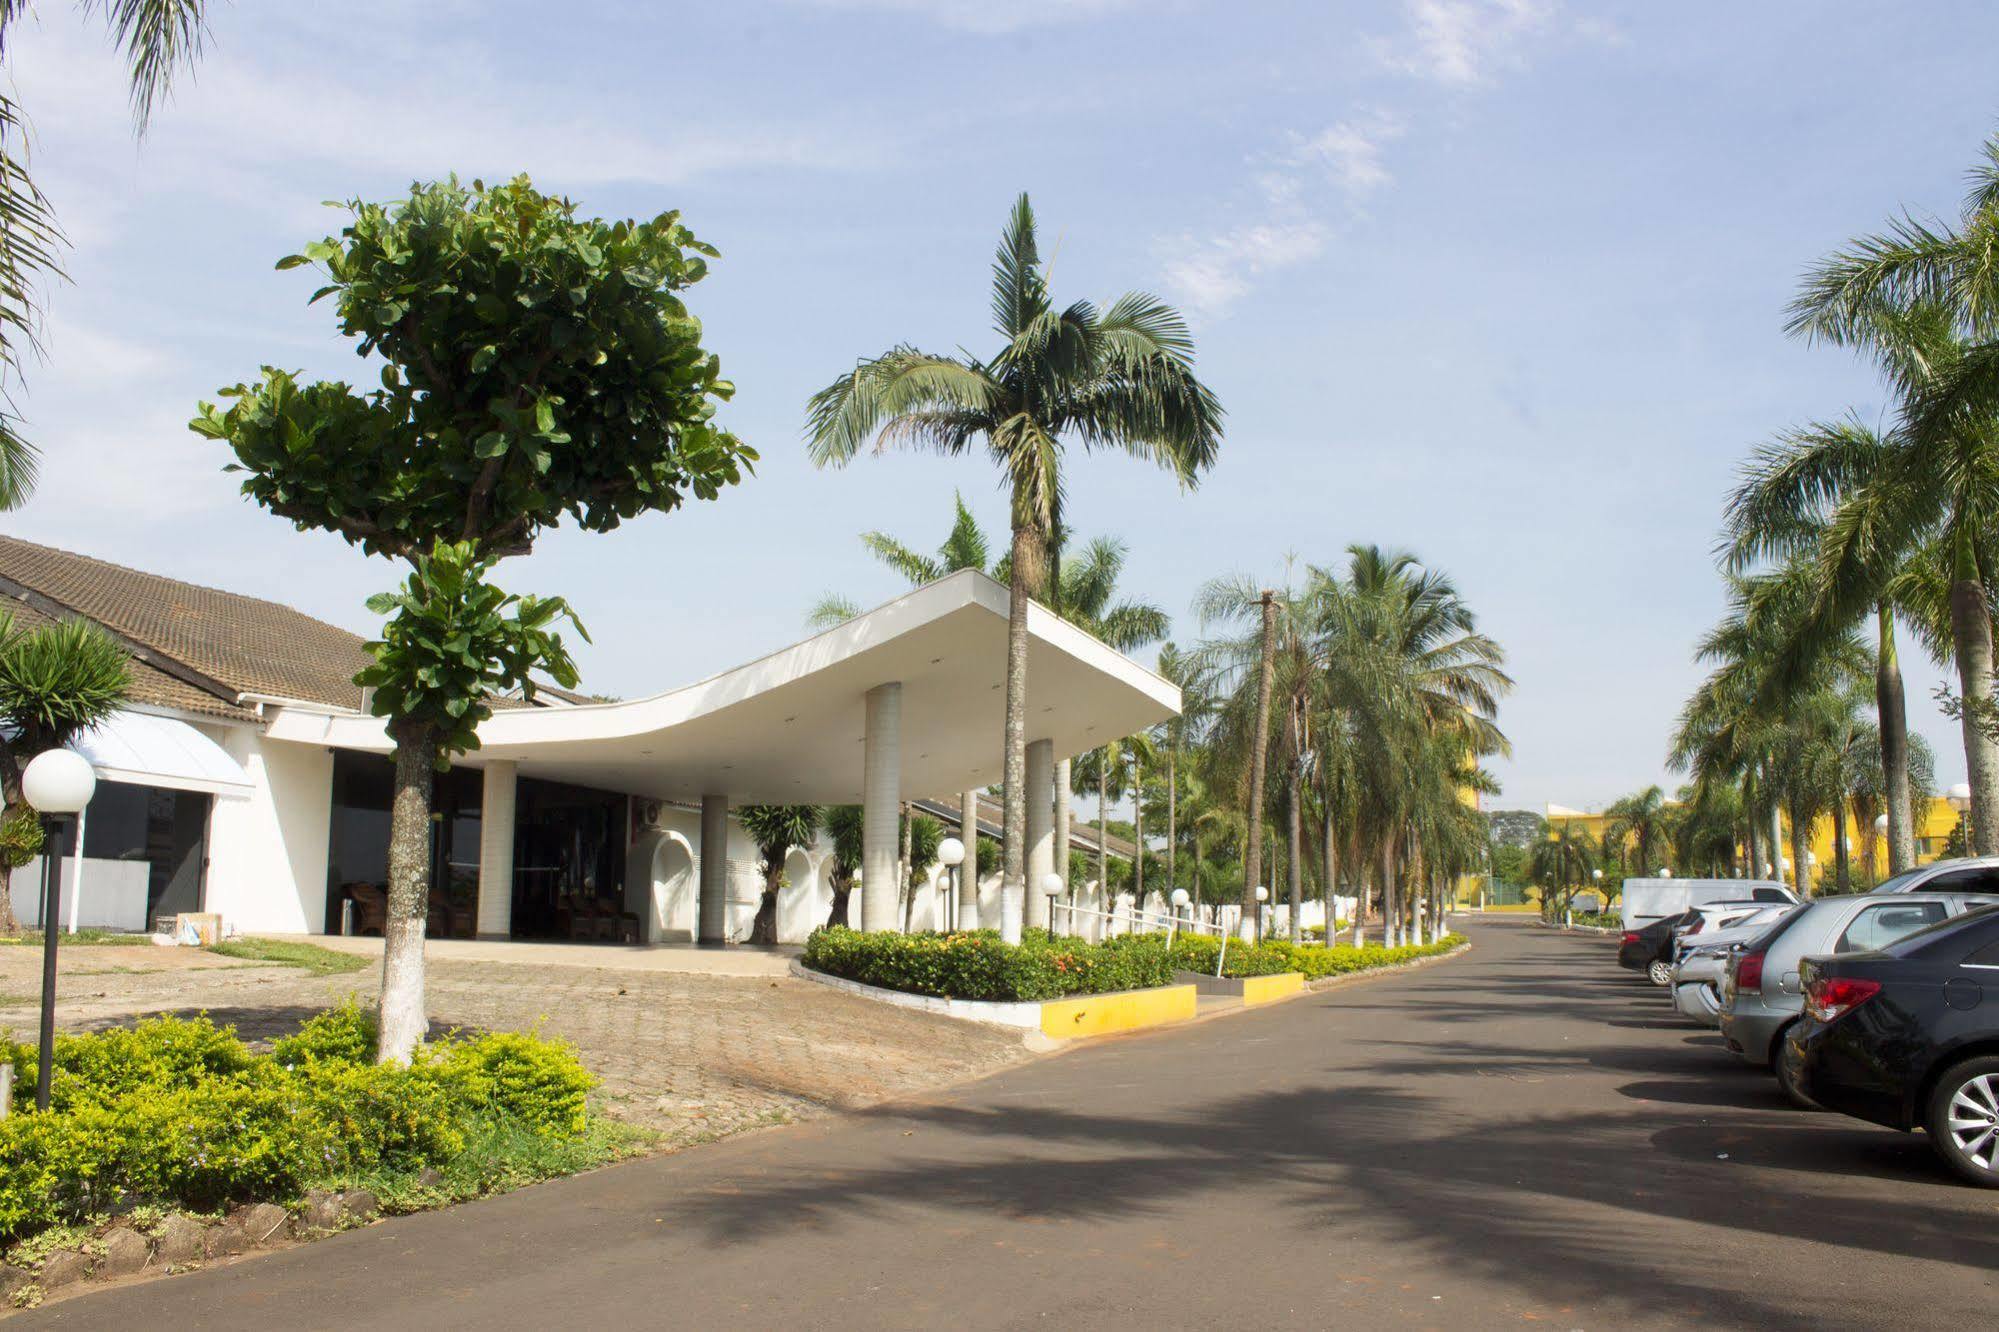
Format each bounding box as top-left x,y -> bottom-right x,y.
0,534 -> 374,718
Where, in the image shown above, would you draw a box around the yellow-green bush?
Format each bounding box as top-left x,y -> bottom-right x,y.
1168,933 -> 1464,980
802,927 -> 1177,1001
0,1008 -> 598,1243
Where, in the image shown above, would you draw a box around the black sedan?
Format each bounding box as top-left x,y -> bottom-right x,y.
1791,904 -> 1999,1187
1617,911 -> 1693,985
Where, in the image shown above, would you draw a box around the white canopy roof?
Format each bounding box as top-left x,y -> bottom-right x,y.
265,569 -> 1181,805
75,709 -> 253,798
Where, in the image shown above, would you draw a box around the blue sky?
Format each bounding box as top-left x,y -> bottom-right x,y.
5,0 -> 1995,813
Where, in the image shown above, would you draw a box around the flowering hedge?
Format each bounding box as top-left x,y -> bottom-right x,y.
0,1004 -> 598,1242
802,927 -> 1177,1002
1167,933 -> 1466,980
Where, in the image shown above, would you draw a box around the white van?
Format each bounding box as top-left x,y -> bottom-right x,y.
1618,877 -> 1796,930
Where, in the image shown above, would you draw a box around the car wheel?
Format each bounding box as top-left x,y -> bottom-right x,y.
1647,958 -> 1673,986
1926,1056 -> 1999,1188
1773,1029 -> 1821,1111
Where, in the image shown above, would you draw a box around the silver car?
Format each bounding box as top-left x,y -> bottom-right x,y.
1866,856 -> 1999,895
1669,905 -> 1794,1024
1719,892 -> 1984,1106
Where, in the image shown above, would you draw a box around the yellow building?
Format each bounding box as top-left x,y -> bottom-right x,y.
1539,796 -> 1968,892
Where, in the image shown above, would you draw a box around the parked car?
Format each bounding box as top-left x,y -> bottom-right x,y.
1790,905 -> 1999,1187
1619,877 -> 1795,930
1866,856 -> 1999,895
1720,892 -> 1985,1106
1669,905 -> 1796,1024
1674,901 -> 1783,962
1619,911 -> 1693,985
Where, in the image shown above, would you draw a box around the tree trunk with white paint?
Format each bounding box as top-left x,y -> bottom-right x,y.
377,718 -> 438,1064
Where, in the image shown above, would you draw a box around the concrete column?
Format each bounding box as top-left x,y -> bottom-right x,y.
959,789 -> 980,930
1025,738 -> 1054,932
862,682 -> 902,932
1053,757 -> 1072,919
699,793 -> 729,945
476,760 -> 517,938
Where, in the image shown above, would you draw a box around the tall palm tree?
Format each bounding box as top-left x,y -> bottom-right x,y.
807,194 -> 1222,942
1193,580 -> 1282,934
0,0 -> 210,509
1786,141 -> 1999,852
1721,414 -> 1960,874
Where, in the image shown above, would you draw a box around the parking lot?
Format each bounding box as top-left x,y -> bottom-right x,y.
33,915 -> 1999,1329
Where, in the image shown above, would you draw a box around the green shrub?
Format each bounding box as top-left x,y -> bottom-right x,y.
1167,932 -> 1464,980
423,1031 -> 595,1137
0,1011 -> 605,1244
272,1000 -> 378,1066
802,927 -> 1177,1001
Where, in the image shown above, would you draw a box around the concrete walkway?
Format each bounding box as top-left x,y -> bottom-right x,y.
29,917 -> 1997,1329
301,934 -> 798,977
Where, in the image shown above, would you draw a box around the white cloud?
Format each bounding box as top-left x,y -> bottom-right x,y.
790,0 -> 1140,34
1375,0 -> 1555,87
1284,113 -> 1405,197
1159,113 -> 1402,317
1160,220 -> 1328,317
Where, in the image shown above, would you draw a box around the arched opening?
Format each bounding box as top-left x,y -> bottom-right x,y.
778,847 -> 820,943
648,834 -> 697,943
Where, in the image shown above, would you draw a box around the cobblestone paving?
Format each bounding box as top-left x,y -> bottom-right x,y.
0,946 -> 1034,1146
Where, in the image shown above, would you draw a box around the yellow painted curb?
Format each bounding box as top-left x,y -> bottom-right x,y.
1039,983 -> 1197,1038
1239,972 -> 1305,1006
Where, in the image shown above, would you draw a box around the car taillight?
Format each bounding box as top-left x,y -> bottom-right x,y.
1805,976 -> 1881,1022
1621,931 -> 1640,946
1735,951 -> 1765,991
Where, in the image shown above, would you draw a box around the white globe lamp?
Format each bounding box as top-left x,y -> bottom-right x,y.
1170,888 -> 1190,908
22,748 -> 95,816
1949,781 -> 1973,813
1254,885 -> 1269,903
938,837 -> 965,868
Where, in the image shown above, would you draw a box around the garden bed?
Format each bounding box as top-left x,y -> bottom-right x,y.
0,1004 -> 651,1306
1166,933 -> 1467,981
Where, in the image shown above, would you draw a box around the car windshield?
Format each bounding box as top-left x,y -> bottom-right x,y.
1881,904 -> 1999,958
1868,866 -> 1937,894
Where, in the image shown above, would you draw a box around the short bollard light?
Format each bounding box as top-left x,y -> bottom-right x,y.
23,747 -> 97,1112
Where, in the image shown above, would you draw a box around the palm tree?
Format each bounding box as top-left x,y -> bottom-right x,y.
1531,820 -> 1599,918
806,491 -> 993,629
0,0 -> 210,509
1721,414 -> 1960,874
821,804 -> 863,927
738,804 -> 821,944
807,194 -> 1223,942
1606,786 -> 1671,875
0,613 -> 132,932
1786,141 -> 1999,852
1151,642 -> 1215,910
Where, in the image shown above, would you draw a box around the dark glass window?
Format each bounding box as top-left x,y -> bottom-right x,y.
1922,867 -> 1999,894
324,752 -> 480,938
511,776 -> 631,941
80,779 -> 209,927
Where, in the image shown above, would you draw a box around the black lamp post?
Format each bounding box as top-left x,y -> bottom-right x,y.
22,748 -> 97,1112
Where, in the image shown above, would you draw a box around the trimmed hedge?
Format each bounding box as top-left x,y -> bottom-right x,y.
0,1003 -> 597,1242
803,927 -> 1467,1000
1168,933 -> 1466,980
802,927 -> 1176,1002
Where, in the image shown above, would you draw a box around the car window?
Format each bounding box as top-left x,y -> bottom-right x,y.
1883,905 -> 1999,959
1836,901 -> 1949,952
1917,867 -> 1999,894
1741,904 -> 1808,952
1751,887 -> 1791,902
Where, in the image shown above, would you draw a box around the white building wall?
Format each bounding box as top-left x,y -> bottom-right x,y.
203,729 -> 333,935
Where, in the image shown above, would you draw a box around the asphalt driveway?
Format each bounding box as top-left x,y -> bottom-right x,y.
27,917 -> 1998,1329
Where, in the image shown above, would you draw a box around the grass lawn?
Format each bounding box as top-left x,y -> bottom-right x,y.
208,938 -> 371,976
0,929 -> 154,947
